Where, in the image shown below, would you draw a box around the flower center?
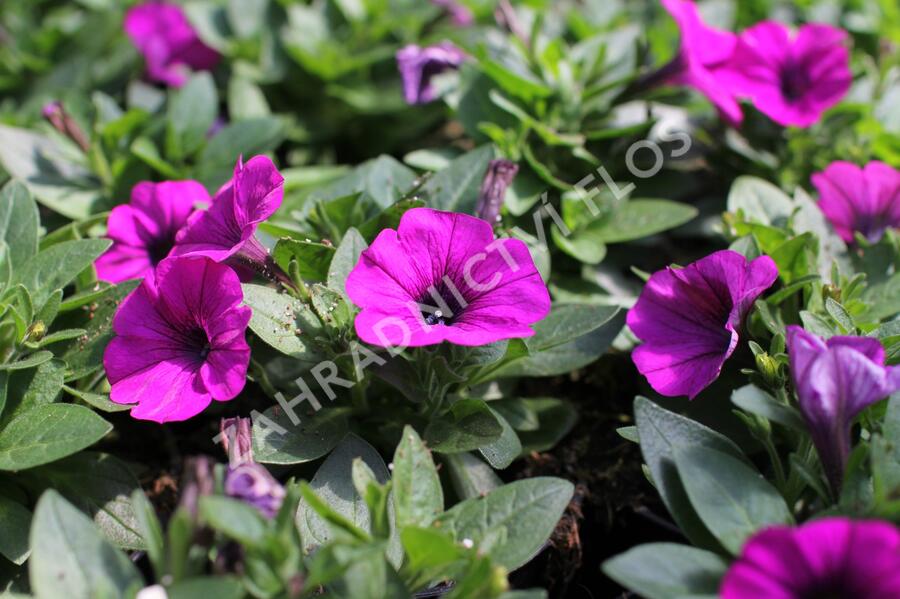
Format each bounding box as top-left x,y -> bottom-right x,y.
186,327 -> 212,361
779,61 -> 810,102
147,232 -> 177,266
418,281 -> 468,326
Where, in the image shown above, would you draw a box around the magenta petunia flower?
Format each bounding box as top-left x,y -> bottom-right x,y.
721,518 -> 900,598
96,181 -> 207,283
396,42 -> 466,105
103,256 -> 251,423
787,326 -> 900,494
720,21 -> 851,127
431,0 -> 474,26
172,155 -> 284,267
659,0 -> 743,125
811,161 -> 900,244
627,250 -> 777,398
124,1 -> 220,87
345,207 -> 550,347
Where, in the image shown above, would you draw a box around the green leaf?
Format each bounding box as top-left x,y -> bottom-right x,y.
602,543 -> 728,599
242,283 -> 321,360
13,239 -> 111,309
478,408 -> 522,469
199,496 -> 268,548
731,385 -> 805,431
166,73 -> 218,160
583,199 -> 698,244
197,118 -> 285,189
252,405 -> 349,465
443,452 -> 502,500
167,577 -> 246,599
0,351 -> 54,372
392,426 -> 443,528
228,76 -> 271,120
0,359 -> 65,428
419,145 -> 496,213
425,399 -> 503,453
727,176 -> 793,226
327,227 -> 367,297
674,445 -> 793,554
517,398 -> 577,454
273,238 -> 335,282
27,453 -> 144,549
131,491 -> 164,576
62,386 -> 130,413
634,396 -> 745,551
0,495 -> 31,565
29,490 -> 143,599
0,182 -> 39,267
308,155 -> 417,209
0,404 -> 111,471
432,477 -> 573,571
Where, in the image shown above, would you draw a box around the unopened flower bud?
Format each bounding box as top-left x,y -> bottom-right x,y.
41,101 -> 90,152
822,284 -> 842,303
755,352 -> 783,388
475,159 -> 518,225
224,462 -> 286,518
220,416 -> 253,467
24,321 -> 46,343
178,455 -> 215,519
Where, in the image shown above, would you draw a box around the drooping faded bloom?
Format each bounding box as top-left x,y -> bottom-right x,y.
654,0 -> 743,125
220,417 -> 285,518
627,250 -> 778,398
96,181 -> 207,283
431,0 -> 474,26
721,518 -> 900,598
396,42 -> 466,104
103,257 -> 251,423
172,155 -> 284,275
124,1 -> 220,87
720,21 -> 851,127
475,159 -> 518,224
346,207 -> 550,347
787,326 -> 900,494
811,161 -> 900,244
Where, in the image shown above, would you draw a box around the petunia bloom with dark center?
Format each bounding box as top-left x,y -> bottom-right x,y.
811,161 -> 900,244
96,181 -> 207,283
124,1 -> 220,87
396,42 -> 466,105
626,250 -> 778,398
787,326 -> 900,494
719,21 -> 851,127
346,207 -> 550,347
721,518 -> 900,598
103,256 -> 251,423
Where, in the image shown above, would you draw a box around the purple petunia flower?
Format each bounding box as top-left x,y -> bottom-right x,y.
103,256 -> 251,423
811,161 -> 900,244
346,207 -> 550,348
172,155 -> 284,269
220,417 -> 285,517
396,42 -> 466,105
720,21 -> 851,127
787,326 -> 900,494
721,518 -> 900,598
475,159 -> 518,225
431,0 -> 474,26
124,1 -> 220,87
627,250 -> 778,398
658,0 -> 743,125
96,181 -> 207,283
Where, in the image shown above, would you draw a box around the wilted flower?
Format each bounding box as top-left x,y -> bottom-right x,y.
396,42 -> 466,105
124,1 -> 220,87
219,417 -> 285,517
787,326 -> 900,494
627,250 -> 778,398
346,207 -> 550,347
721,518 -> 900,598
431,0 -> 474,26
96,181 -> 207,283
475,159 -> 518,224
172,155 -> 285,278
811,161 -> 900,244
720,21 -> 851,127
657,0 -> 743,125
103,257 -> 251,423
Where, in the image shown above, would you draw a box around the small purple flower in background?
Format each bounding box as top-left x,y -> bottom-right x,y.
431,0 -> 474,26
396,42 -> 466,105
96,181 -> 207,283
346,207 -> 550,348
172,155 -> 283,271
721,518 -> 900,598
811,161 -> 900,244
103,257 -> 251,423
220,417 -> 285,518
627,250 -> 777,398
658,0 -> 743,125
720,21 -> 851,127
475,159 -> 518,224
787,326 -> 900,494
124,1 -> 220,87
